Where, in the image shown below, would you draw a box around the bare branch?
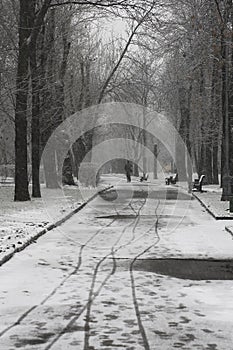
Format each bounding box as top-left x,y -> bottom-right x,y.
97,4 -> 155,103
50,0 -> 129,8
213,0 -> 224,25
30,0 -> 53,44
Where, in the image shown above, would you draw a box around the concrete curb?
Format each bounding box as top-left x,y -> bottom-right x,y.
0,185 -> 113,267
192,193 -> 218,220
225,226 -> 233,238
192,192 -> 233,239
192,192 -> 233,221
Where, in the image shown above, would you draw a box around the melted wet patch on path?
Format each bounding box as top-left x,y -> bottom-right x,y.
112,258 -> 233,280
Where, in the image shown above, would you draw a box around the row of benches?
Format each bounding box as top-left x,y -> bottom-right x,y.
165,173 -> 205,192
139,172 -> 206,192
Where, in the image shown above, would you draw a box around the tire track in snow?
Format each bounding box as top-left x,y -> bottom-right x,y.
82,199 -> 160,350
0,196 -> 146,346
43,197 -> 147,350
83,198 -> 146,350
129,203 -> 160,350
0,217 -> 117,338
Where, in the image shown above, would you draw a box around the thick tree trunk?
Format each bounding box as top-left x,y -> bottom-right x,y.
30,34 -> 41,197
176,125 -> 187,181
230,113 -> 233,176
221,40 -> 230,198
193,146 -> 199,177
40,9 -> 60,189
210,51 -> 220,185
14,0 -> 31,201
221,3 -> 232,199
15,0 -> 52,199
204,144 -> 213,184
62,151 -> 76,185
212,143 -> 219,184
133,163 -> 139,177
153,144 -> 157,179
28,1 -> 50,198
43,145 -> 59,188
198,143 -> 205,178
72,59 -> 94,174
31,75 -> 41,197
72,137 -> 86,177
53,19 -> 75,186
229,5 -> 233,177
177,86 -> 192,183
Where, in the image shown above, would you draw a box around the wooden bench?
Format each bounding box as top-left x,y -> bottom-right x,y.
165,173 -> 178,185
140,173 -> 149,182
192,175 -> 205,192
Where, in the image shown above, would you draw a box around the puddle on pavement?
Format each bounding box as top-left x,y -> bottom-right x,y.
96,214 -> 183,220
113,258 -> 233,280
99,189 -> 148,201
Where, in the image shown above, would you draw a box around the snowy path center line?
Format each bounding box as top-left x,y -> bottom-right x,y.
83,197 -> 147,350
130,203 -> 160,350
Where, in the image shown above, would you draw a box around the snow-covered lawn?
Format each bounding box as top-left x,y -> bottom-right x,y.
193,188 -> 232,219
0,183 -> 99,265
188,183 -> 233,240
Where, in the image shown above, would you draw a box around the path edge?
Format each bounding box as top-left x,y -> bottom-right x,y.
0,185 -> 113,267
192,192 -> 233,238
225,226 -> 233,238
192,192 -> 233,220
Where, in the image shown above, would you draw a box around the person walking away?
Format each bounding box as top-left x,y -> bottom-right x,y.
125,160 -> 132,182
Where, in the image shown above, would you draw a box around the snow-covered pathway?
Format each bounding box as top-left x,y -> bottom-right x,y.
0,180 -> 233,349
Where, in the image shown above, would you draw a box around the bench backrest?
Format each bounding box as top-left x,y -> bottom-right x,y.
199,175 -> 205,184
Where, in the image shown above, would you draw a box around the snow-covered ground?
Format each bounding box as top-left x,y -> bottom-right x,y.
0,182 -> 100,265
0,176 -> 233,349
190,182 -> 233,239
193,185 -> 232,219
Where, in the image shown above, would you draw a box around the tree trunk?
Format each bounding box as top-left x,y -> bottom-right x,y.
153,144 -> 157,179
133,163 -> 139,177
62,151 -> 76,185
30,16 -> 41,197
205,144 -> 213,184
43,144 -> 59,188
229,4 -> 233,177
51,18 -> 75,186
212,143 -> 219,184
176,126 -> 187,181
14,0 -> 31,201
29,1 -> 51,197
198,142 -> 204,178
210,50 -> 220,185
177,86 -> 192,182
221,2 -> 232,199
41,9 -> 60,189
